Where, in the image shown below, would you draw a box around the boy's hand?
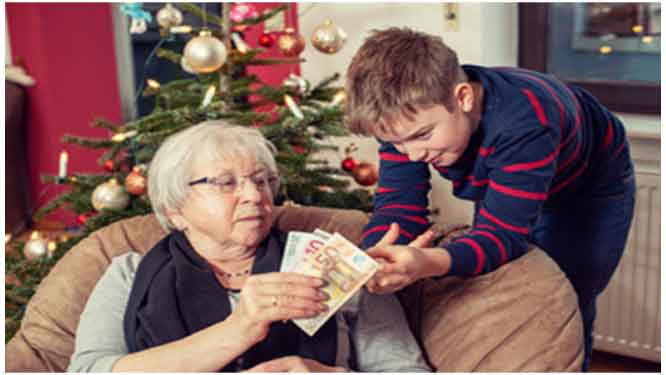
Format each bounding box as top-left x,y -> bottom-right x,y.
365,223 -> 448,294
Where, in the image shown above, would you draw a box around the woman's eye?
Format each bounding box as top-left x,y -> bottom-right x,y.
218,177 -> 236,187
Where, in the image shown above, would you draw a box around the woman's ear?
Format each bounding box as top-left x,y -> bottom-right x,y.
167,211 -> 188,232
453,82 -> 474,113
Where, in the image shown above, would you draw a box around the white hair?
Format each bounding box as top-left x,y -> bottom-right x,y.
147,120 -> 280,231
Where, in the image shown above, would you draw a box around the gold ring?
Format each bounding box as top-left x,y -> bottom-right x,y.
271,296 -> 279,307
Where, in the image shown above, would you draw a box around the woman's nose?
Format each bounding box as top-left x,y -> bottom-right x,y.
235,180 -> 263,201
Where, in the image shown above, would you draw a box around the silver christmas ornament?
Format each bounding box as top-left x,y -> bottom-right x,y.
23,233 -> 48,260
156,3 -> 183,29
92,179 -> 130,211
311,19 -> 347,54
184,30 -> 228,73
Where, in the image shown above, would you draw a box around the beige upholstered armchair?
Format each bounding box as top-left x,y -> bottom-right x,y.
6,205 -> 583,372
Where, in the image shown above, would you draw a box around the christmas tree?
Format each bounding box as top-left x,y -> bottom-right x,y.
5,3 -> 374,342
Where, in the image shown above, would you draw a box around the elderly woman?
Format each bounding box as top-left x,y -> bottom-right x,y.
68,121 -> 431,372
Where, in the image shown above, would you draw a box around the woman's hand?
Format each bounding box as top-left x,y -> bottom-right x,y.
366,223 -> 450,294
231,272 -> 329,344
245,356 -> 346,372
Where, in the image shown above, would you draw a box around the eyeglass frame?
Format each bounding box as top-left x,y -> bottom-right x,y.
188,171 -> 279,195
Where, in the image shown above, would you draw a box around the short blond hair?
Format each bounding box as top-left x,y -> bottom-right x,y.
345,27 -> 466,136
147,121 -> 279,231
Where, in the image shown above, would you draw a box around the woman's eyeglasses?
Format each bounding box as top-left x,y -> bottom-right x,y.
188,171 -> 278,194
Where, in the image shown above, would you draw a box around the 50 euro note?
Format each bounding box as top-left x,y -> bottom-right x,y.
291,233 -> 378,336
281,231 -> 327,272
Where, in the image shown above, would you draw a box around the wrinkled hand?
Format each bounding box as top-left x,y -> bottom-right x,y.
245,356 -> 346,372
232,273 -> 328,344
365,223 -> 437,294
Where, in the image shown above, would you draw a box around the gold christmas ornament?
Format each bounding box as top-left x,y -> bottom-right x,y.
23,231 -> 48,260
277,28 -> 305,57
311,19 -> 347,54
184,30 -> 227,73
92,179 -> 130,211
125,167 -> 148,196
156,3 -> 183,29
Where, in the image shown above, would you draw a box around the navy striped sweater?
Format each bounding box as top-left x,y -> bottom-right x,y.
361,65 -> 631,277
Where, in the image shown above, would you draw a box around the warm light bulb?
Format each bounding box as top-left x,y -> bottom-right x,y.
284,94 -> 304,119
59,151 -> 69,178
30,231 -> 40,240
231,33 -> 249,54
642,36 -> 654,44
599,45 -> 613,54
330,91 -> 346,107
632,25 -> 644,34
147,79 -> 160,89
5,233 -> 12,244
48,241 -> 57,252
112,130 -> 138,142
201,85 -> 217,108
170,25 -> 192,34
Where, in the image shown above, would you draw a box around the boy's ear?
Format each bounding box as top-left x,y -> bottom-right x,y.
453,82 -> 474,113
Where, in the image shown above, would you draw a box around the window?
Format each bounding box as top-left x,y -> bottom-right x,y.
519,3 -> 660,114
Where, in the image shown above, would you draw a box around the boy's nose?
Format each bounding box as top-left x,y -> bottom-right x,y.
405,146 -> 427,162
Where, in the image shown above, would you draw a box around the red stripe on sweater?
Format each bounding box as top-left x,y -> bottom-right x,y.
479,147 -> 495,157
502,148 -> 559,172
379,204 -> 427,212
379,152 -> 410,162
376,186 -> 398,193
602,120 -> 614,150
522,89 -> 547,125
549,162 -> 588,194
454,238 -> 486,275
476,223 -> 496,231
471,229 -> 507,264
611,141 -> 626,160
479,208 -> 529,234
556,137 -> 582,174
457,175 -> 489,187
518,73 -> 565,133
489,180 -> 547,200
361,225 -> 414,240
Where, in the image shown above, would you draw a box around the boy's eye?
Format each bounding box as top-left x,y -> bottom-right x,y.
416,131 -> 432,140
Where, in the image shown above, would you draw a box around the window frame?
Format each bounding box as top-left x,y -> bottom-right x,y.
518,3 -> 660,115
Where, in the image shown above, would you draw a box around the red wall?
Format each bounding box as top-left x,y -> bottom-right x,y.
6,3 -> 299,226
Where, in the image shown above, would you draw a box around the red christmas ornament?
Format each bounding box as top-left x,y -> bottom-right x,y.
258,32 -> 275,48
291,145 -> 306,154
77,213 -> 91,225
352,161 -> 379,186
125,166 -> 148,196
103,159 -> 115,172
341,157 -> 357,172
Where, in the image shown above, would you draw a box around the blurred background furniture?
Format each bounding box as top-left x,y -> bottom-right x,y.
5,80 -> 32,235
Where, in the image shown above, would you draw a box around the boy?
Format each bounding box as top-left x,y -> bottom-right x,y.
345,28 -> 635,371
